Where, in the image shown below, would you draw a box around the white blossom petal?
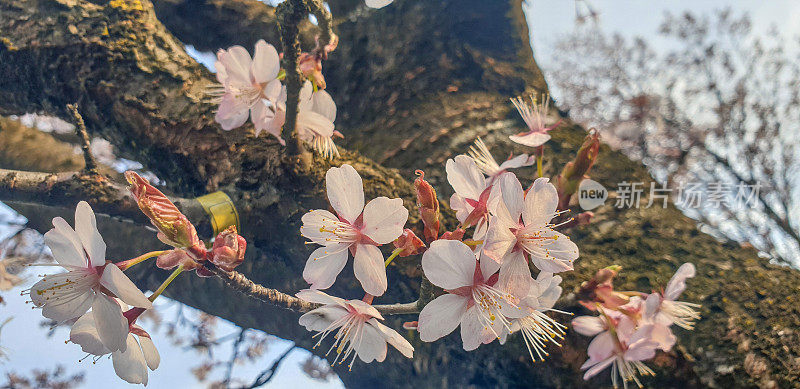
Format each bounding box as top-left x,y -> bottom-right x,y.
302,243 -> 350,290
353,244 -> 387,296
99,264 -> 152,309
74,201 -> 106,267
446,155 -> 486,201
137,334 -> 160,370
495,172 -> 524,222
112,335 -> 149,385
299,305 -> 348,332
296,289 -> 347,308
365,0 -> 393,8
92,295 -> 129,353
45,218 -> 86,268
311,90 -> 337,122
459,305 -> 485,351
421,240 -> 476,290
69,312 -> 111,355
250,40 -> 279,84
523,177 -> 558,227
355,322 -> 388,363
665,263 -> 696,301
300,210 -> 342,245
571,316 -> 606,337
325,164 -> 365,223
509,132 -> 551,148
369,319 -> 414,358
497,250 -> 533,298
418,294 -> 469,342
361,197 -> 408,245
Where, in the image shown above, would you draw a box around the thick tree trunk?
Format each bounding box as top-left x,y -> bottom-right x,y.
1,0 -> 798,388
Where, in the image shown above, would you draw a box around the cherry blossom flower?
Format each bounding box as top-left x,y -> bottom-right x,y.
26,202 -> 152,352
300,164 -> 408,296
297,289 -> 413,369
297,81 -> 341,159
643,263 -> 701,330
365,0 -> 393,8
483,173 -> 579,276
212,39 -> 285,143
445,155 -> 497,238
509,94 -> 560,147
70,309 -> 160,385
417,240 -> 525,351
580,322 -> 658,389
468,137 -> 535,183
505,272 -> 567,362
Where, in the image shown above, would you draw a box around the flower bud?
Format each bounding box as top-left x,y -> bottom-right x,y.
392,229 -> 426,257
209,226 -> 247,272
125,171 -> 200,250
414,170 -> 440,242
577,265 -> 629,310
556,130 -> 600,209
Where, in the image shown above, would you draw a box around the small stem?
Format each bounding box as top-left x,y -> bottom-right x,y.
384,248 -> 403,267
115,250 -> 167,271
149,265 -> 184,302
536,145 -> 544,178
362,294 -> 374,305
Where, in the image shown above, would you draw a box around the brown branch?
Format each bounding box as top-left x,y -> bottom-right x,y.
66,104 -> 99,175
276,0 -> 309,161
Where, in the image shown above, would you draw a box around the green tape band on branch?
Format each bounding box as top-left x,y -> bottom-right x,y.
196,191 -> 240,236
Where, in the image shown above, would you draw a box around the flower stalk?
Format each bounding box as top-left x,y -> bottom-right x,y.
148,265 -> 184,302
116,250 -> 168,271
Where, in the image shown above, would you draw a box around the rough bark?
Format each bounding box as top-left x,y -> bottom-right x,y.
1,0 -> 799,388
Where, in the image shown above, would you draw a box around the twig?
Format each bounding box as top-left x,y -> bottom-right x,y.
223,328 -> 248,386
242,342 -> 296,389
66,103 -> 99,175
208,265 -> 420,315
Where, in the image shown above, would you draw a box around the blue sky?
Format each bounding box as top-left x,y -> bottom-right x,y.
3,1 -> 800,388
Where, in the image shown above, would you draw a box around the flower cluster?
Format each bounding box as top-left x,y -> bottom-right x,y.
211,40 -> 341,158
27,172 -> 250,384
573,264 -> 701,388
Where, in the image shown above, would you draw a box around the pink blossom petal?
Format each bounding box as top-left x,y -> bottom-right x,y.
421,240 -> 477,290
586,331 -> 615,362
582,355 -> 616,380
482,217 -> 517,264
218,45 -> 252,87
449,193 -> 474,225
418,294 -> 469,342
325,164 -> 364,223
353,244 -> 387,296
215,94 -> 250,130
361,197 -> 408,245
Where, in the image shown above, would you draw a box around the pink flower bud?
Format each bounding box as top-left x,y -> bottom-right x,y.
414,170 -> 440,242
125,171 -> 200,250
392,229 -> 426,257
209,226 -> 247,272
